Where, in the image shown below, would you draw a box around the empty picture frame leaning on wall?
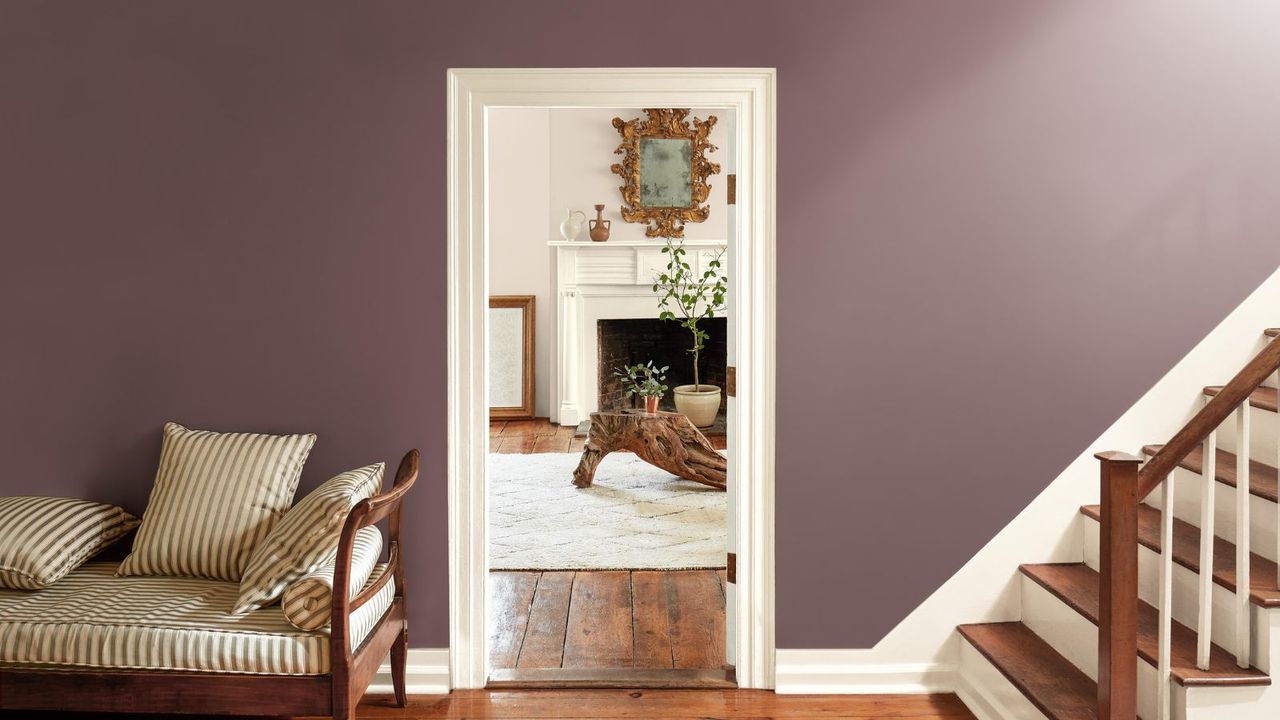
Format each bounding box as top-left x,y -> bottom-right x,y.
488,295 -> 535,420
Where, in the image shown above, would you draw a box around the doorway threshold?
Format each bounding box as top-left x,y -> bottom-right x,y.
487,667 -> 737,690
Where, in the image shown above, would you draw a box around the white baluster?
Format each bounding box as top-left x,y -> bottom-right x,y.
1198,428 -> 1217,670
1158,472 -> 1175,720
1236,403 -> 1251,668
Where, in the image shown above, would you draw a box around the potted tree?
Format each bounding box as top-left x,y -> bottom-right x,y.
613,361 -> 669,413
653,238 -> 727,427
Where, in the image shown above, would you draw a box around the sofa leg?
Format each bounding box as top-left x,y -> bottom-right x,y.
391,624 -> 409,707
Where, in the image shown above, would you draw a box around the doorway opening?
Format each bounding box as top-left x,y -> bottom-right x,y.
485,104 -> 731,687
447,68 -> 776,691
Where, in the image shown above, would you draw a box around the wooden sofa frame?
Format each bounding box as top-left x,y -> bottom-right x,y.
0,449 -> 420,720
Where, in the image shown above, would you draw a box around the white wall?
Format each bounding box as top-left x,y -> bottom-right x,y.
548,108 -> 730,244
488,108 -> 553,417
489,107 -> 732,421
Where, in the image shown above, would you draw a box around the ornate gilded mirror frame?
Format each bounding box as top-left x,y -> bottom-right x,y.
611,108 -> 720,238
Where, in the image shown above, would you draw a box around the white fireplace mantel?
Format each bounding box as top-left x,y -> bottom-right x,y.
551,238 -> 728,426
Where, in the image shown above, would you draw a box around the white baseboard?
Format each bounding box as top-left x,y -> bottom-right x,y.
774,649 -> 955,694
364,648 -> 450,696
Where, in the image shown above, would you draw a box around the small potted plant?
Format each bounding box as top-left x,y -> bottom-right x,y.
613,361 -> 669,413
653,237 -> 727,427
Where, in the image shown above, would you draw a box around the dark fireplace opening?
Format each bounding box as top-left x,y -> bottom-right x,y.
597,317 -> 727,415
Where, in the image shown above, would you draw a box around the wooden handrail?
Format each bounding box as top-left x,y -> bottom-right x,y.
1138,337 -> 1280,498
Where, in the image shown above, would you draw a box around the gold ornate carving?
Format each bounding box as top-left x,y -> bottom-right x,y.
611,108 -> 720,238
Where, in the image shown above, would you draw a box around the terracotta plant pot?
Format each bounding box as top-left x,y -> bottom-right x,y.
643,395 -> 660,413
673,384 -> 720,427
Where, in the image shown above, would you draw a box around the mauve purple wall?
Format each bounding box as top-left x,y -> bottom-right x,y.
4,1 -> 1280,648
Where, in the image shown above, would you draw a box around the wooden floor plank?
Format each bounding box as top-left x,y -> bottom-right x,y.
495,435 -> 537,454
562,571 -> 633,668
487,572 -> 539,670
514,571 -> 574,670
630,571 -> 673,669
498,418 -> 550,436
531,434 -> 571,453
667,571 -> 725,669
345,690 -> 979,718
716,569 -> 728,600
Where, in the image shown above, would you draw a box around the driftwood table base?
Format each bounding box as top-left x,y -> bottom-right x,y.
573,410 -> 727,491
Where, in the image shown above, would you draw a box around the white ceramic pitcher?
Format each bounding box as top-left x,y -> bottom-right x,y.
559,208 -> 586,241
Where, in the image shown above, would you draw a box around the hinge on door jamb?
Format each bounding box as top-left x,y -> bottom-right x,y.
727,552 -> 736,584
726,174 -> 736,205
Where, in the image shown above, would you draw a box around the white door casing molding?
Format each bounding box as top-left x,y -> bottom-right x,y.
446,68 -> 777,689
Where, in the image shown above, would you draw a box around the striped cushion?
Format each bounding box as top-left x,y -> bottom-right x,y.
0,561 -> 394,675
282,525 -> 383,630
0,497 -> 139,590
117,422 -> 316,582
233,463 -> 383,614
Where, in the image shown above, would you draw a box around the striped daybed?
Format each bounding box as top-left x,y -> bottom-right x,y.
0,449 -> 419,720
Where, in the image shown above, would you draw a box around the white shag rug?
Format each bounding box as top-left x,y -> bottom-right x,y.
489,451 -> 726,570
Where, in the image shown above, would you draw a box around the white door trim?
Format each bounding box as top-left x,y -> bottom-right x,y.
446,67 -> 776,690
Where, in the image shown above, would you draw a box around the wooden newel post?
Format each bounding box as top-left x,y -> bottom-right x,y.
1096,450 -> 1142,720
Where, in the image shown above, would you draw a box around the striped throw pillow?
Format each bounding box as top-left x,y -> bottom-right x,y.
233,463 -> 383,614
281,525 -> 383,630
0,497 -> 139,590
117,422 -> 317,582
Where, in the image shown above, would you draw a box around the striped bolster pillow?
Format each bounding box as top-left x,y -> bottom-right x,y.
233,463 -> 384,614
281,525 -> 383,630
0,497 -> 139,590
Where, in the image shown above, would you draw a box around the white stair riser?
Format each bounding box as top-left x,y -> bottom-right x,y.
1183,684 -> 1272,720
956,637 -> 1050,720
1214,404 -> 1279,469
1081,514 -> 1275,666
1143,470 -> 1278,563
1019,576 -> 1164,720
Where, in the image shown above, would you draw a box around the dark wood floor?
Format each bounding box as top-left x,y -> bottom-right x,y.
490,569 -> 727,672
490,418 -> 727,454
1,690 -> 977,718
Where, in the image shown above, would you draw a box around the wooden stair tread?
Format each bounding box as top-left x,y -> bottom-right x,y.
1142,444 -> 1279,503
1265,328 -> 1279,338
957,622 -> 1101,720
1203,385 -> 1278,412
1080,504 -> 1280,607
1021,563 -> 1268,686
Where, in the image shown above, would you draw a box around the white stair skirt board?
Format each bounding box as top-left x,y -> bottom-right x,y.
366,648 -> 450,695
488,451 -> 726,570
773,650 -> 953,694
821,265 -> 1280,688
1079,512 -> 1280,671
956,638 -> 1049,720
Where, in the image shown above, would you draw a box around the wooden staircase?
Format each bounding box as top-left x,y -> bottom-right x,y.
957,329 -> 1280,720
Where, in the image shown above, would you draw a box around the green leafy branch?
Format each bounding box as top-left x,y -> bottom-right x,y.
651,237 -> 727,389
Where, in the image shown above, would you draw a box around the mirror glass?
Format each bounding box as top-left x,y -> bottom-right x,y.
639,137 -> 693,208
488,306 -> 525,408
